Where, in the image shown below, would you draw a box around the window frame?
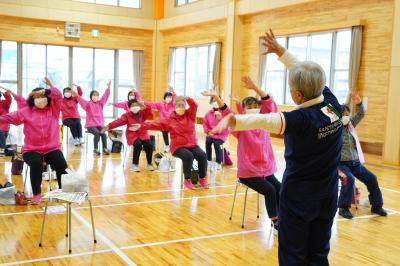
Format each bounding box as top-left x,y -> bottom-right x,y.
175,0 -> 200,7
73,0 -> 141,9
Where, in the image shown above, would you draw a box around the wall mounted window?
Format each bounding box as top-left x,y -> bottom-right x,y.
74,0 -> 140,8
176,0 -> 199,7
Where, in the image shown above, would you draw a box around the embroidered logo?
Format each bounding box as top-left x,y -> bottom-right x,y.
321,106 -> 339,123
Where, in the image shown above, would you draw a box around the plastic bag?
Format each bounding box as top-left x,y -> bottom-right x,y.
0,185 -> 16,205
61,169 -> 89,193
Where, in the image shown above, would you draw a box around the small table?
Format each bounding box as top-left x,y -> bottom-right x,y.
38,192 -> 97,254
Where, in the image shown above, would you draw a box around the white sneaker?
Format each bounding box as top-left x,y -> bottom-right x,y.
164,145 -> 170,152
79,138 -> 84,144
147,164 -> 155,171
132,164 -> 140,172
42,173 -> 50,181
215,164 -> 222,171
74,138 -> 80,146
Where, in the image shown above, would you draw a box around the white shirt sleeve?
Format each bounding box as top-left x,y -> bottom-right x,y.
278,51 -> 301,70
233,113 -> 286,135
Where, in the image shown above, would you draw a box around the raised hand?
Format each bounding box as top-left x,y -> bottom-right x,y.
230,95 -> 241,103
29,89 -> 45,98
261,28 -> 286,56
128,124 -> 141,132
44,77 -> 53,88
241,76 -> 257,91
201,90 -> 218,97
72,83 -> 79,87
211,113 -> 235,134
71,90 -> 79,97
350,91 -> 362,105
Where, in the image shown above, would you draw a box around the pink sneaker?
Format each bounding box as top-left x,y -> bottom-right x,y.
199,177 -> 209,189
184,179 -> 195,190
31,194 -> 42,205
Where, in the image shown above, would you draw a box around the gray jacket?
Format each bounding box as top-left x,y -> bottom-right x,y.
341,103 -> 365,162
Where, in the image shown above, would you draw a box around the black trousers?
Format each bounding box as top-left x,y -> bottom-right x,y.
205,136 -> 224,164
0,130 -> 8,150
87,127 -> 107,150
162,131 -> 170,146
132,139 -> 153,165
63,118 -> 83,139
239,175 -> 281,218
23,150 -> 68,195
173,146 -> 207,180
278,192 -> 338,266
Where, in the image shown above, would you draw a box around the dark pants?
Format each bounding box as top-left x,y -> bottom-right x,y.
63,118 -> 83,139
162,131 -> 170,146
23,150 -> 68,195
338,160 -> 383,209
239,175 -> 281,218
173,146 -> 207,180
205,136 -> 224,164
0,130 -> 8,150
278,191 -> 338,266
133,139 -> 153,165
87,127 -> 107,150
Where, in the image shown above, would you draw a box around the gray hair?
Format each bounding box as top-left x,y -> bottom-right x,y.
288,61 -> 326,101
174,96 -> 186,107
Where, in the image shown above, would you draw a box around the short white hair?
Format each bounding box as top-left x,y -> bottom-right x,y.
289,61 -> 326,101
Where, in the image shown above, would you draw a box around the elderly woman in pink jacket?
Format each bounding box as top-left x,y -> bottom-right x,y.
201,90 -> 230,170
73,80 -> 111,156
228,76 -> 281,232
0,78 -> 68,204
111,88 -> 142,112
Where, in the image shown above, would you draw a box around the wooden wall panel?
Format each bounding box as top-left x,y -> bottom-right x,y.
239,0 -> 394,145
160,19 -> 227,116
0,15 -> 154,100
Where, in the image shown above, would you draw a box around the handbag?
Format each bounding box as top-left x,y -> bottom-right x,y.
61,169 -> 89,193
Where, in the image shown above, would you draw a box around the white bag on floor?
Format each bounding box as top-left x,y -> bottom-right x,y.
0,185 -> 16,205
61,169 -> 89,193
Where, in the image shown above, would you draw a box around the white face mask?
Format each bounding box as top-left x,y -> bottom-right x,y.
245,108 -> 260,114
175,107 -> 185,116
128,95 -> 135,100
342,116 -> 350,126
64,92 -> 72,98
165,97 -> 172,104
212,102 -> 219,109
34,97 -> 48,109
131,106 -> 141,114
92,95 -> 99,102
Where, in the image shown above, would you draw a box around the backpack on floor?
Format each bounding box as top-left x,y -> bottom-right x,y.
111,140 -> 123,153
0,182 -> 16,205
223,148 -> 233,166
11,146 -> 24,175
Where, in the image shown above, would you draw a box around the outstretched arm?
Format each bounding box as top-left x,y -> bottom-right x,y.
349,92 -> 365,127
186,97 -> 198,121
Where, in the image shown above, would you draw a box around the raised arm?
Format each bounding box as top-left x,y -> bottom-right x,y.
0,110 -> 24,126
186,97 -> 198,121
134,89 -> 142,101
201,90 -> 225,108
99,81 -> 111,106
113,101 -> 129,110
236,102 -> 245,115
106,114 -> 129,130
260,96 -> 278,114
76,96 -> 89,111
2,90 -> 12,109
48,87 -> 63,116
76,86 -> 83,97
349,92 -> 364,127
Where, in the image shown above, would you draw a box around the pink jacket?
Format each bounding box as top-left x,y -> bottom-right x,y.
77,88 -> 110,128
203,106 -> 230,141
0,87 -> 62,154
144,93 -> 176,120
112,91 -> 142,111
61,86 -> 83,120
0,91 -> 12,132
107,106 -> 153,145
142,98 -> 198,154
13,94 -> 27,109
231,96 -> 278,178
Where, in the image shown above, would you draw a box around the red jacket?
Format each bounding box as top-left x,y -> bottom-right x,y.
0,91 -> 12,132
61,86 -> 83,120
107,106 -> 153,145
142,98 -> 198,154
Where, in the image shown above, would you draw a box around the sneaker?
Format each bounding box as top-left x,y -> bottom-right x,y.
164,145 -> 170,153
79,138 -> 84,144
371,207 -> 388,216
31,194 -> 42,205
103,149 -> 110,155
338,208 -> 354,219
199,177 -> 209,189
74,138 -> 80,146
93,149 -> 101,156
132,164 -> 140,172
215,164 -> 222,171
0,148 -> 5,157
184,179 -> 195,190
147,164 -> 155,171
272,220 -> 279,236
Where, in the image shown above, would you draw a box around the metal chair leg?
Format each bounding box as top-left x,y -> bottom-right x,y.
257,193 -> 260,218
229,181 -> 239,220
68,203 -> 72,254
89,200 -> 97,243
123,145 -> 129,167
39,201 -> 49,247
65,203 -> 69,237
23,164 -> 29,193
47,164 -> 52,191
241,187 -> 249,229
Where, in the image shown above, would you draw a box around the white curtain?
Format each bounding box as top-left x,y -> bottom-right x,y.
133,50 -> 144,90
347,26 -> 363,104
258,37 -> 267,88
167,48 -> 175,87
212,43 -> 221,90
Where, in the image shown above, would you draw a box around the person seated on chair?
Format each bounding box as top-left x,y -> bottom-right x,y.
201,90 -> 230,171
61,84 -> 84,146
0,87 -> 12,156
110,87 -> 142,112
138,96 -> 209,190
143,85 -> 176,152
338,91 -> 387,219
102,99 -> 155,172
73,80 -> 111,156
225,76 -> 281,232
0,78 -> 68,204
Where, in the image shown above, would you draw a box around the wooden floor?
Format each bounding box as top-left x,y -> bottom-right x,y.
1,127 -> 400,265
